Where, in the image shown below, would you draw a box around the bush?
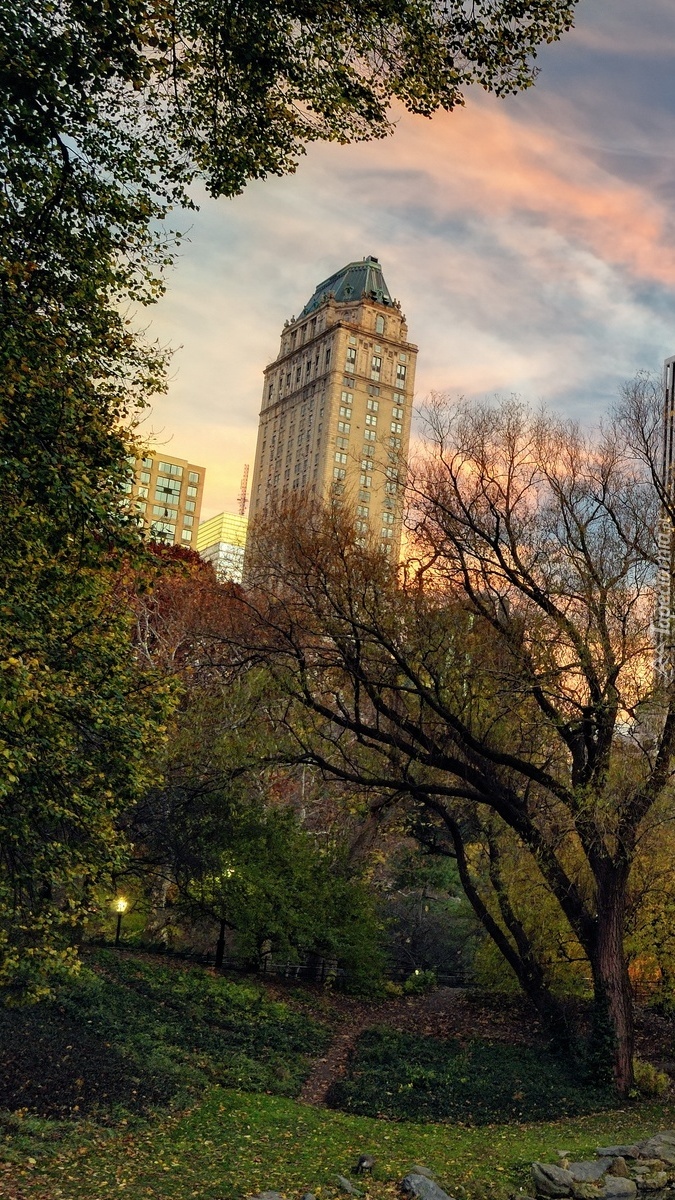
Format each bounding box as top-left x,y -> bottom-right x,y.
328,1028 -> 615,1124
403,969 -> 437,995
631,1058 -> 670,1098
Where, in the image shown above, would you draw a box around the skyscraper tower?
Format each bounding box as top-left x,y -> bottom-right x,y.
655,353 -> 675,679
248,256 -> 417,556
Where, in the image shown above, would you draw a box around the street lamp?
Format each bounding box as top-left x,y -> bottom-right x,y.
114,897 -> 128,947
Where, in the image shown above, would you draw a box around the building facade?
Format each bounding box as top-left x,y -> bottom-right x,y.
248,256 -> 417,556
129,452 -> 205,547
197,512 -> 248,582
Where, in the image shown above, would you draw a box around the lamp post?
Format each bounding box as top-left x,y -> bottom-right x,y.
114,897 -> 128,947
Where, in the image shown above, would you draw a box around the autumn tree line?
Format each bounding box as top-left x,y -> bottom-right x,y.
8,0 -> 675,1102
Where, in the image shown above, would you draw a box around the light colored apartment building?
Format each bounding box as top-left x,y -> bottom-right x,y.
130,452 -> 205,547
248,255 -> 417,557
197,512 -> 248,582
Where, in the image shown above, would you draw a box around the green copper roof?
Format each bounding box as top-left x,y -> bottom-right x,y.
300,255 -> 392,316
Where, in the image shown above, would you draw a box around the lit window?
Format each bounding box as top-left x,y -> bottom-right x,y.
396,363 -> 407,384
158,462 -> 183,477
336,437 -> 349,450
361,459 -> 373,471
393,392 -> 405,404
371,355 -> 382,380
335,452 -> 348,464
364,429 -> 376,441
338,421 -> 350,433
334,467 -> 346,480
345,347 -> 356,372
182,529 -> 192,542
186,485 -> 198,498
367,398 -> 379,412
392,406 -> 404,420
188,471 -> 199,484
391,421 -> 402,434
360,474 -> 372,488
365,413 -> 377,426
339,407 -> 352,419
341,390 -> 354,404
381,527 -> 393,538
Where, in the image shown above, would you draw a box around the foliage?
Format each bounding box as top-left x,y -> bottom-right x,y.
631,1059 -> 670,1099
4,1086 -> 675,1200
402,969 -> 437,995
0,951 -> 330,1118
328,1028 -> 615,1124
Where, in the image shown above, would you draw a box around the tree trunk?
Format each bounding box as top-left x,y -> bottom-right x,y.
589,866 -> 634,1097
215,918 -> 227,969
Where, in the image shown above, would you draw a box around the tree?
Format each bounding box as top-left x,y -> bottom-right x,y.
236,393 -> 673,1096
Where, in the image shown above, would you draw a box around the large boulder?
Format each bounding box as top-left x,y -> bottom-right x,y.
597,1149 -> 640,1161
400,1174 -> 455,1200
532,1163 -> 575,1197
602,1179 -> 637,1199
638,1136 -> 675,1166
568,1161 -> 612,1183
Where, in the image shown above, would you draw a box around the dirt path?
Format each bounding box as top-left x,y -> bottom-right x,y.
299,1011 -> 371,1105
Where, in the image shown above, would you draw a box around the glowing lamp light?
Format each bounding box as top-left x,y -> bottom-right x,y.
114,897 -> 128,914
114,896 -> 128,947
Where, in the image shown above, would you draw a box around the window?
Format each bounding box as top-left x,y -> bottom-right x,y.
187,485 -> 198,498
371,355 -> 382,380
364,429 -> 376,441
355,520 -> 369,533
389,436 -> 401,449
360,474 -> 372,488
392,406 -> 404,420
336,436 -> 348,450
142,457 -> 152,468
382,512 -> 394,525
396,363 -> 407,384
155,480 -> 181,502
140,471 -> 151,484
393,392 -> 405,404
368,385 -> 380,396
385,481 -> 398,494
349,335 -> 357,345
158,461 -> 183,477
341,391 -> 353,405
399,352 -> 408,362
290,331 -> 297,349
325,347 -> 331,367
358,489 -> 371,503
121,480 -> 132,493
268,382 -> 274,400
345,347 -> 356,372
181,529 -> 192,542
391,421 -> 402,434
151,520 -> 175,539
334,467 -> 346,480
375,314 -> 385,334
153,504 -> 177,518
362,444 -> 374,458
367,398 -> 379,412
381,527 -> 393,539
335,451 -> 347,464
381,543 -> 392,555
185,500 -> 196,513
183,515 -> 194,528
357,505 -> 370,518
138,486 -> 148,498
337,421 -> 350,433
339,406 -> 352,419
136,500 -> 147,513
188,471 -> 200,484
361,459 -> 373,471
365,413 -> 377,426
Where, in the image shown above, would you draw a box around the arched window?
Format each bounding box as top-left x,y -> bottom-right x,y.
375,314 -> 385,334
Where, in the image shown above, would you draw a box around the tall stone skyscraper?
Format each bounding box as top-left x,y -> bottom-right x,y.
248,256 -> 417,556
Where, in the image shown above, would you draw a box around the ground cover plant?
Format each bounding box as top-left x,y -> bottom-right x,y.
328,1028 -> 615,1124
2,1089 -> 675,1200
0,951 -> 330,1118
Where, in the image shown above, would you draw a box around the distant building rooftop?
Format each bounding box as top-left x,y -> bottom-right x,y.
300,255 -> 393,316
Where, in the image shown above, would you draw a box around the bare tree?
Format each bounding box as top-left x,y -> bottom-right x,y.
233,391 -> 675,1095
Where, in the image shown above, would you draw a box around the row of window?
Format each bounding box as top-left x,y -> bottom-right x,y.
139,460 -> 200,484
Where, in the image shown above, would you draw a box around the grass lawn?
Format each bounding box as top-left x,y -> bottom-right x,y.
2,1090 -> 675,1200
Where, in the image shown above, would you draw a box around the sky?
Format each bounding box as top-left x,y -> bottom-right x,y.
142,0 -> 675,520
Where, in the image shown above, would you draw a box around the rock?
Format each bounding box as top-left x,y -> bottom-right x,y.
608,1160 -> 630,1179
400,1174 -> 455,1200
602,1178 -> 637,1199
638,1175 -> 669,1191
356,1156 -> 376,1175
532,1163 -> 574,1197
638,1138 -> 675,1167
407,1168 -> 437,1180
336,1178 -> 361,1196
572,1184 -> 603,1200
249,1193 -> 284,1200
302,1194 -> 316,1200
597,1149 -> 640,1161
569,1161 -> 612,1183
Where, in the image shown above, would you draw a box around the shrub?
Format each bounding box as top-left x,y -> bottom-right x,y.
631,1058 -> 670,1098
403,969 -> 437,995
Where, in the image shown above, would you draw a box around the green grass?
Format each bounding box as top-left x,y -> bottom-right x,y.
0,951 -> 331,1117
2,1088 -> 674,1200
328,1028 -> 614,1124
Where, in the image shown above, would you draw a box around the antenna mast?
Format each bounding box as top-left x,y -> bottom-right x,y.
237,463 -> 249,516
